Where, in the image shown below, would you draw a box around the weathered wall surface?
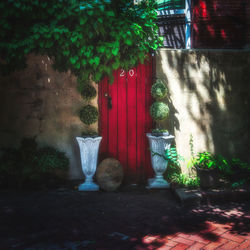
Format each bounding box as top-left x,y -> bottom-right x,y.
1,51 -> 250,178
0,54 -> 98,179
156,49 -> 250,171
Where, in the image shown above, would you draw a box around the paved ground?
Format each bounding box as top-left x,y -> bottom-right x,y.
0,188 -> 249,249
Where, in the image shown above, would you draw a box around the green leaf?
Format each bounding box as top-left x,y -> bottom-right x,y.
94,72 -> 102,82
80,16 -> 87,25
106,11 -> 115,17
125,39 -> 133,45
81,59 -> 87,66
63,51 -> 70,56
54,33 -> 60,40
112,47 -> 119,56
87,10 -> 93,16
97,46 -> 106,53
112,61 -> 119,70
75,62 -> 80,69
70,36 -> 77,42
70,56 -> 77,64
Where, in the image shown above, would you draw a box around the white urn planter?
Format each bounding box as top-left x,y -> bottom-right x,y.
146,133 -> 175,189
76,136 -> 102,191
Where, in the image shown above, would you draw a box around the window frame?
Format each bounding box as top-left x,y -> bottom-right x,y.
157,0 -> 191,49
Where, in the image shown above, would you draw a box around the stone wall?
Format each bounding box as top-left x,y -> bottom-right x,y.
0,54 -> 98,179
1,51 -> 250,179
156,49 -> 250,172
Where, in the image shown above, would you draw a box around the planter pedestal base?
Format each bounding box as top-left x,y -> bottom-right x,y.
147,177 -> 170,189
78,181 -> 99,191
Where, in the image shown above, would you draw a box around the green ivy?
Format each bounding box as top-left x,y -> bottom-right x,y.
0,0 -> 162,86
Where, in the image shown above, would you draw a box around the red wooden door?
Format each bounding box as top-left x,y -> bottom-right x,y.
98,59 -> 154,183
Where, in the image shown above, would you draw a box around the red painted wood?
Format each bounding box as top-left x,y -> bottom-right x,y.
99,57 -> 153,182
108,71 -> 118,158
136,63 -> 146,182
99,77 -> 109,160
145,57 -> 154,178
117,68 -> 128,175
127,66 -> 137,182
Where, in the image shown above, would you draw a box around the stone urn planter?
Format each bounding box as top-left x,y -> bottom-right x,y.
147,133 -> 174,189
76,136 -> 102,191
196,167 -> 219,189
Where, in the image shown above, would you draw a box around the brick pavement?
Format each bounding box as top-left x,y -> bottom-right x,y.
0,190 -> 249,249
133,221 -> 250,249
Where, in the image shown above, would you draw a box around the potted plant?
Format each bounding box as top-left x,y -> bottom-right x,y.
76,82 -> 102,191
76,132 -> 102,191
146,79 -> 174,189
193,152 -> 219,189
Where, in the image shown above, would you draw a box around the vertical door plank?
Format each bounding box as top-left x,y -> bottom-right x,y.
117,68 -> 128,176
136,63 -> 146,182
145,57 -> 154,177
99,77 -> 109,160
127,67 -> 137,181
108,71 -> 118,159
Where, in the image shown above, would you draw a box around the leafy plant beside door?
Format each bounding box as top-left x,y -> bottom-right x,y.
0,0 -> 163,86
147,79 -> 174,188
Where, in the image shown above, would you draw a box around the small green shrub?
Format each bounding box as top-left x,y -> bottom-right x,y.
150,101 -> 169,121
0,138 -> 69,189
170,173 -> 200,189
151,79 -> 167,99
79,105 -> 98,125
36,147 -> 69,172
80,84 -> 97,101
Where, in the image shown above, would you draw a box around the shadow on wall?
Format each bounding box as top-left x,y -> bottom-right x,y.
0,54 -> 95,179
156,49 -> 250,163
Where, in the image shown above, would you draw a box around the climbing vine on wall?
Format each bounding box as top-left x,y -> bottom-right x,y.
0,0 -> 162,87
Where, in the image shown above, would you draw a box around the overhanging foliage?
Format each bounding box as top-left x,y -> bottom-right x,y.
0,0 -> 162,86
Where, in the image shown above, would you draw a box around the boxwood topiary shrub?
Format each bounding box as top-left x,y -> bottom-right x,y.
80,84 -> 97,101
80,105 -> 98,125
151,79 -> 167,99
150,101 -> 169,121
81,130 -> 99,138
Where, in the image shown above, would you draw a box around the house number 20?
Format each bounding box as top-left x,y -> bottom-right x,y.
120,69 -> 135,77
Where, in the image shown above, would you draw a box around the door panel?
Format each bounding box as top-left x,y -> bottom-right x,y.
99,58 -> 154,183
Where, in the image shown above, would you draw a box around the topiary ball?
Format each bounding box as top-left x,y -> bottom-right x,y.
151,79 -> 167,99
80,84 -> 97,101
79,105 -> 98,125
150,101 -> 169,121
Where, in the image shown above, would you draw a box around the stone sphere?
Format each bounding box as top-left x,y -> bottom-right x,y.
96,158 -> 123,191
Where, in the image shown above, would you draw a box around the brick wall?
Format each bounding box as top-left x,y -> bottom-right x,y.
192,0 -> 250,48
